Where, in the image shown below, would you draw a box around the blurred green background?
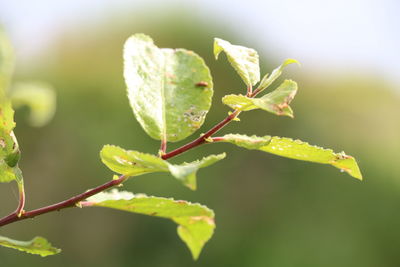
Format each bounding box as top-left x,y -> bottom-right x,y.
1,1 -> 400,266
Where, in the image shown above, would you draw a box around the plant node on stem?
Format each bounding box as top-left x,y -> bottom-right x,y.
0,175 -> 128,227
0,84 -> 251,228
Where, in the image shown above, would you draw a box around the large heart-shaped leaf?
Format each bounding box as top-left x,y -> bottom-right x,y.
215,134 -> 362,180
100,145 -> 225,190
84,190 -> 215,260
124,34 -> 213,142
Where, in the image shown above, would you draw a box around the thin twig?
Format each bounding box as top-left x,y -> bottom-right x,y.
246,85 -> 252,97
0,176 -> 127,227
15,183 -> 25,217
0,83 -> 258,228
209,137 -> 225,142
162,110 -> 240,160
159,139 -> 167,156
250,86 -> 263,98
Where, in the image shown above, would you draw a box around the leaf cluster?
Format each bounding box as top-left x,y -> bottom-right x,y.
95,34 -> 361,259
0,31 -> 362,260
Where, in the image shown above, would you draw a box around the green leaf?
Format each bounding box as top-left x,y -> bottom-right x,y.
100,145 -> 225,190
11,82 -> 56,127
123,34 -> 213,142
258,59 -> 299,92
0,235 -> 61,257
0,99 -> 17,158
214,38 -> 260,86
0,161 -> 16,182
85,189 -> 215,260
0,164 -> 22,183
216,134 -> 272,149
222,80 -> 298,117
167,153 -> 226,190
0,98 -> 21,184
0,29 -> 19,174
216,134 -> 362,180
0,29 -> 23,186
100,145 -> 168,176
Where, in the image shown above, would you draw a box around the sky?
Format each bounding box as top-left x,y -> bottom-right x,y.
0,0 -> 399,85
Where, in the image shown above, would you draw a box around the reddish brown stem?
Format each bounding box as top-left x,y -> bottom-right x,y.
162,110 -> 240,160
0,106 -> 238,227
160,139 -> 167,155
210,137 -> 225,142
0,176 -> 127,227
246,85 -> 252,97
4,181 -> 26,225
250,87 -> 263,98
15,185 -> 25,217
0,86 -> 249,228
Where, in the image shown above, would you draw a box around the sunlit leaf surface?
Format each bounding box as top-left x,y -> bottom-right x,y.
214,38 -> 260,86
217,134 -> 362,180
85,189 -> 215,260
101,145 -> 225,190
0,28 -> 21,184
223,80 -> 298,117
124,33 -> 213,142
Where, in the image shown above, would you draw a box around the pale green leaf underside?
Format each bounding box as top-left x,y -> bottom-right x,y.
100,145 -> 225,190
0,99 -> 21,183
217,134 -> 362,180
124,33 -> 213,142
85,190 -> 215,260
0,29 -> 21,183
100,145 -> 168,176
223,80 -> 298,117
167,152 -> 226,190
0,164 -> 22,183
258,59 -> 299,92
0,235 -> 61,257
0,161 -> 16,182
11,82 -> 56,127
214,38 -> 260,86
0,100 -> 16,158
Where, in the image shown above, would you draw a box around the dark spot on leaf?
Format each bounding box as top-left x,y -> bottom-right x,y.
335,153 -> 351,160
195,81 -> 208,87
0,138 -> 5,148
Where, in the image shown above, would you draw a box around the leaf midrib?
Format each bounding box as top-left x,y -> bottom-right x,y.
160,50 -> 167,142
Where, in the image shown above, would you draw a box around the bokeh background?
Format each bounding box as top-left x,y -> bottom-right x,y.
1,1 -> 400,266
